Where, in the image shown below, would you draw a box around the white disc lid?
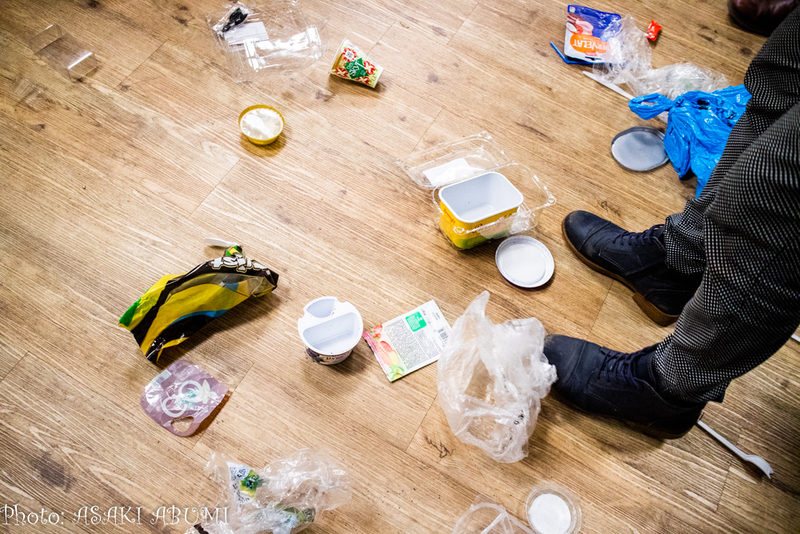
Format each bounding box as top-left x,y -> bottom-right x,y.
495,236 -> 554,288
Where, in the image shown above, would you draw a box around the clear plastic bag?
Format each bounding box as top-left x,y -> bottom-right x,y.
452,501 -> 534,534
203,449 -> 352,534
633,63 -> 729,101
437,292 -> 556,463
398,132 -> 555,250
209,1 -> 325,82
593,15 -> 651,89
592,15 -> 728,99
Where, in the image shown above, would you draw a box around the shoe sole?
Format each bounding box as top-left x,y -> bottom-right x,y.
550,389 -> 694,440
562,220 -> 679,326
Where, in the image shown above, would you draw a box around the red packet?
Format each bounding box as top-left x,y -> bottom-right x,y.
647,20 -> 662,42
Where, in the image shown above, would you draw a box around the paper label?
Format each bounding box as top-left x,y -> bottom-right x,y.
227,462 -> 261,505
363,301 -> 451,382
225,22 -> 269,45
421,157 -> 477,187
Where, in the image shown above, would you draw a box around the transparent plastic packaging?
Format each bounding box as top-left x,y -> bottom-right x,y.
29,25 -> 97,80
11,76 -> 47,110
140,360 -> 228,436
399,132 -> 555,250
593,15 -> 651,91
632,63 -> 729,101
592,16 -> 728,99
202,449 -> 352,534
452,500 -> 534,534
437,292 -> 557,463
210,1 -> 325,82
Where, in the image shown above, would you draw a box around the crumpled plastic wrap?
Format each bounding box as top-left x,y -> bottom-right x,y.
196,449 -> 352,534
594,15 -> 651,88
437,292 -> 557,463
593,15 -> 728,99
631,63 -> 729,101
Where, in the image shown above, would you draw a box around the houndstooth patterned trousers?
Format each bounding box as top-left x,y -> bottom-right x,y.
655,7 -> 800,404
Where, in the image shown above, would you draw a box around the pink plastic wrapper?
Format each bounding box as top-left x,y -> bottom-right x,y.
141,360 -> 228,436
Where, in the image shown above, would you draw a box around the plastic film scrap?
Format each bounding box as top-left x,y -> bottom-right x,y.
189,449 -> 351,534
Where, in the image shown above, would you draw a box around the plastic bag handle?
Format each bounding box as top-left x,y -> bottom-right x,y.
629,93 -> 675,120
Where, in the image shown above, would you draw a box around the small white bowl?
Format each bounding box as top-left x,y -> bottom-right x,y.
526,482 -> 581,534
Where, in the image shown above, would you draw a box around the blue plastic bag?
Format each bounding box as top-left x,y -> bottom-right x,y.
629,85 -> 751,197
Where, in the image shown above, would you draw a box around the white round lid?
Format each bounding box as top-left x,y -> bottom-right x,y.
610,126 -> 668,172
526,483 -> 581,534
495,236 -> 554,288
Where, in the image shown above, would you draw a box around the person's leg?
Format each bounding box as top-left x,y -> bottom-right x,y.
654,99 -> 800,403
663,5 -> 800,275
653,7 -> 800,402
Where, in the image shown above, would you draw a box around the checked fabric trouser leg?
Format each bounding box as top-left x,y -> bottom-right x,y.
653,7 -> 800,404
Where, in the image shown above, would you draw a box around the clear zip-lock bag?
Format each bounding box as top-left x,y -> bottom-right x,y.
210,1 -> 326,83
399,132 -> 556,250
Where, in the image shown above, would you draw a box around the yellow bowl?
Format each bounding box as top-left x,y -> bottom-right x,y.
239,105 -> 284,145
439,203 -> 519,249
437,172 -> 523,249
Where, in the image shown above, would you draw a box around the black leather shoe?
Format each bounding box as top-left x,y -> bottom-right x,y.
544,335 -> 705,439
728,0 -> 799,36
563,211 -> 701,326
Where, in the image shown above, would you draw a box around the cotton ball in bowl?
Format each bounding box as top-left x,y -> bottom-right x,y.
239,105 -> 284,145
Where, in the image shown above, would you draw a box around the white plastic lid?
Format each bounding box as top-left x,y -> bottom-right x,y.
610,126 -> 668,172
526,483 -> 581,534
495,236 -> 554,288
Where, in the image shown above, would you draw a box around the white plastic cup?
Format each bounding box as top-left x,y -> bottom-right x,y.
298,297 -> 363,365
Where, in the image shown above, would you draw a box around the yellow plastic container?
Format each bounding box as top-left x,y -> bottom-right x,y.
238,105 -> 284,145
438,172 -> 523,249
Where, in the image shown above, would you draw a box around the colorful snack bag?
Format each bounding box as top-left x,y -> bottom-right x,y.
563,5 -> 621,63
330,39 -> 383,88
141,360 -> 228,436
119,246 -> 279,362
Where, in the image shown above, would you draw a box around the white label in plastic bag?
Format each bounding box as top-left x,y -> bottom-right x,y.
225,22 -> 269,45
422,158 -> 477,187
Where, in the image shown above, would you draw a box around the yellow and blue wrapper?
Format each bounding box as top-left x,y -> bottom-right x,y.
119,246 -> 279,362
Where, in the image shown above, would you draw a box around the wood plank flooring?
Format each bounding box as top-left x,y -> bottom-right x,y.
1,0 -> 797,532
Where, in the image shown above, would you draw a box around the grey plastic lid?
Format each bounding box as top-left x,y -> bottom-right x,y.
611,126 -> 668,172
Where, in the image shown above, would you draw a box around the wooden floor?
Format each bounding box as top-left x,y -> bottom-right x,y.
1,0 -> 798,532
